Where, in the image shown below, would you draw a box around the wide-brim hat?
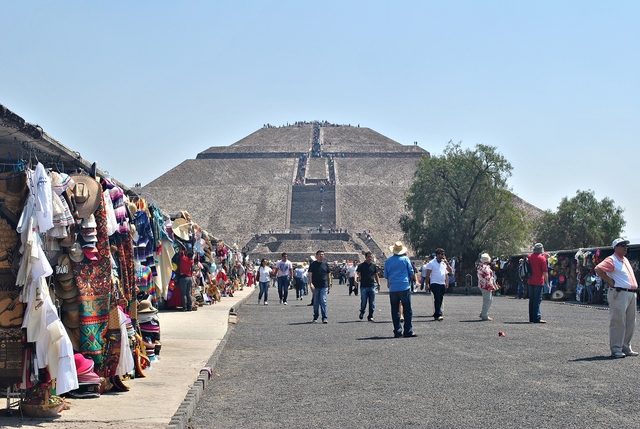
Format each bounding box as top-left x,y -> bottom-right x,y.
389,241 -> 408,255
56,254 -> 74,281
70,175 -> 102,219
58,277 -> 76,292
533,243 -> 544,253
69,242 -> 84,262
61,299 -> 80,312
67,327 -> 81,351
56,285 -> 79,300
74,353 -> 95,374
172,218 -> 191,241
480,253 -> 491,263
138,299 -> 158,314
63,309 -> 80,329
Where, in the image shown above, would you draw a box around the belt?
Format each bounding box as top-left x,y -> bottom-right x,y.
610,287 -> 637,293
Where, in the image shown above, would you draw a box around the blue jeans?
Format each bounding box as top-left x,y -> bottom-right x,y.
528,284 -> 543,322
389,289 -> 413,335
360,286 -> 376,318
258,281 -> 269,302
277,276 -> 290,303
312,286 -> 328,320
178,276 -> 193,310
294,278 -> 305,298
517,281 -> 525,299
430,283 -> 446,318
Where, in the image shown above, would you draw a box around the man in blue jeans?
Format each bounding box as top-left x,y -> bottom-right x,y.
384,242 -> 418,338
308,250 -> 331,323
356,252 -> 380,322
274,252 -> 293,305
527,243 -> 549,323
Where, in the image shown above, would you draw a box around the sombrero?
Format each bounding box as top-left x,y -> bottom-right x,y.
70,175 -> 101,219
172,218 -> 191,241
69,242 -> 84,262
58,277 -> 76,292
62,309 -> 80,329
61,299 -> 80,312
56,286 -> 79,300
56,254 -> 73,281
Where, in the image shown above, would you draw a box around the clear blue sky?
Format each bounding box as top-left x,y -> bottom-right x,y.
3,1 -> 639,239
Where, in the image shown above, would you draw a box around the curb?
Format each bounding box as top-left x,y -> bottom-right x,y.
167,289 -> 255,429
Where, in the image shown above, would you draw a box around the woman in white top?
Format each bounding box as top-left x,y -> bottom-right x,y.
255,259 -> 272,305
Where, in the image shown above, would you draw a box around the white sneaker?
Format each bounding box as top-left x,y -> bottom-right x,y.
264,301 -> 268,305
283,301 -> 287,305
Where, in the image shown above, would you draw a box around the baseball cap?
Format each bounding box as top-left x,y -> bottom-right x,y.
612,238 -> 630,248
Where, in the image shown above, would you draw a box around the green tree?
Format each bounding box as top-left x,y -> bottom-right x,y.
400,141 -> 530,273
533,190 -> 625,249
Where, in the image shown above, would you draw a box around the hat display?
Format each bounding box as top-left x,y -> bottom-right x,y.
480,253 -> 491,263
172,218 -> 191,241
81,214 -> 97,229
389,241 -> 408,255
612,238 -> 630,248
56,254 -> 74,281
82,247 -> 99,261
70,175 -> 102,219
138,300 -> 158,314
62,309 -> 80,329
61,299 -> 80,312
533,243 -> 544,254
58,277 -> 76,292
69,241 -> 84,262
56,286 -> 79,300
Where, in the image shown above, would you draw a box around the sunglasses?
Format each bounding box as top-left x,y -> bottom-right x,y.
617,243 -> 628,248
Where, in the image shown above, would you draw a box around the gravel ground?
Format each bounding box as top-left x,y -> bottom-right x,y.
189,284 -> 640,429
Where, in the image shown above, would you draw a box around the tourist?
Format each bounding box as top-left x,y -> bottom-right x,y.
356,252 -> 380,322
177,249 -> 194,312
426,248 -> 452,321
527,243 -> 548,323
274,252 -> 293,305
420,256 -> 431,294
255,258 -> 272,305
294,263 -> 306,300
477,253 -> 498,321
384,241 -> 417,337
595,238 -> 638,358
308,250 -> 331,323
347,260 -> 358,296
517,258 -> 525,299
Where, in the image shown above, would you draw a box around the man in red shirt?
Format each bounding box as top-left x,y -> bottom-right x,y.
595,238 -> 639,358
527,243 -> 549,323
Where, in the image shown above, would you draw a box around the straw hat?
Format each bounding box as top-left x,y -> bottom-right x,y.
69,242 -> 84,262
172,218 -> 191,241
58,277 -> 76,292
70,175 -> 101,218
137,300 -> 158,314
62,309 -> 80,329
61,299 -> 80,312
480,253 -> 491,263
56,254 -> 74,281
56,285 -> 79,300
389,241 -> 408,255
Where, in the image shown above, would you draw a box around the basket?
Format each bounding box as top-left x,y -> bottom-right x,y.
21,400 -> 64,418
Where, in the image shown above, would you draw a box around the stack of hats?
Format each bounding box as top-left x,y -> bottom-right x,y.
138,300 -> 160,362
79,214 -> 99,261
55,254 -> 81,351
68,353 -> 101,399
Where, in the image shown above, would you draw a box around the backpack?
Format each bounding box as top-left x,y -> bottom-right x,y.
518,257 -> 532,281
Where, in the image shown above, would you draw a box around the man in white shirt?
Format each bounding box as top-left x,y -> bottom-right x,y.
595,238 -> 639,358
425,248 -> 453,321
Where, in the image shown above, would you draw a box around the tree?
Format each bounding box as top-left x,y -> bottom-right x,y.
533,190 -> 625,249
400,141 -> 531,273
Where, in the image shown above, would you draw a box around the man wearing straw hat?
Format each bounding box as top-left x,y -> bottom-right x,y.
595,238 -> 639,358
384,241 -> 417,338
